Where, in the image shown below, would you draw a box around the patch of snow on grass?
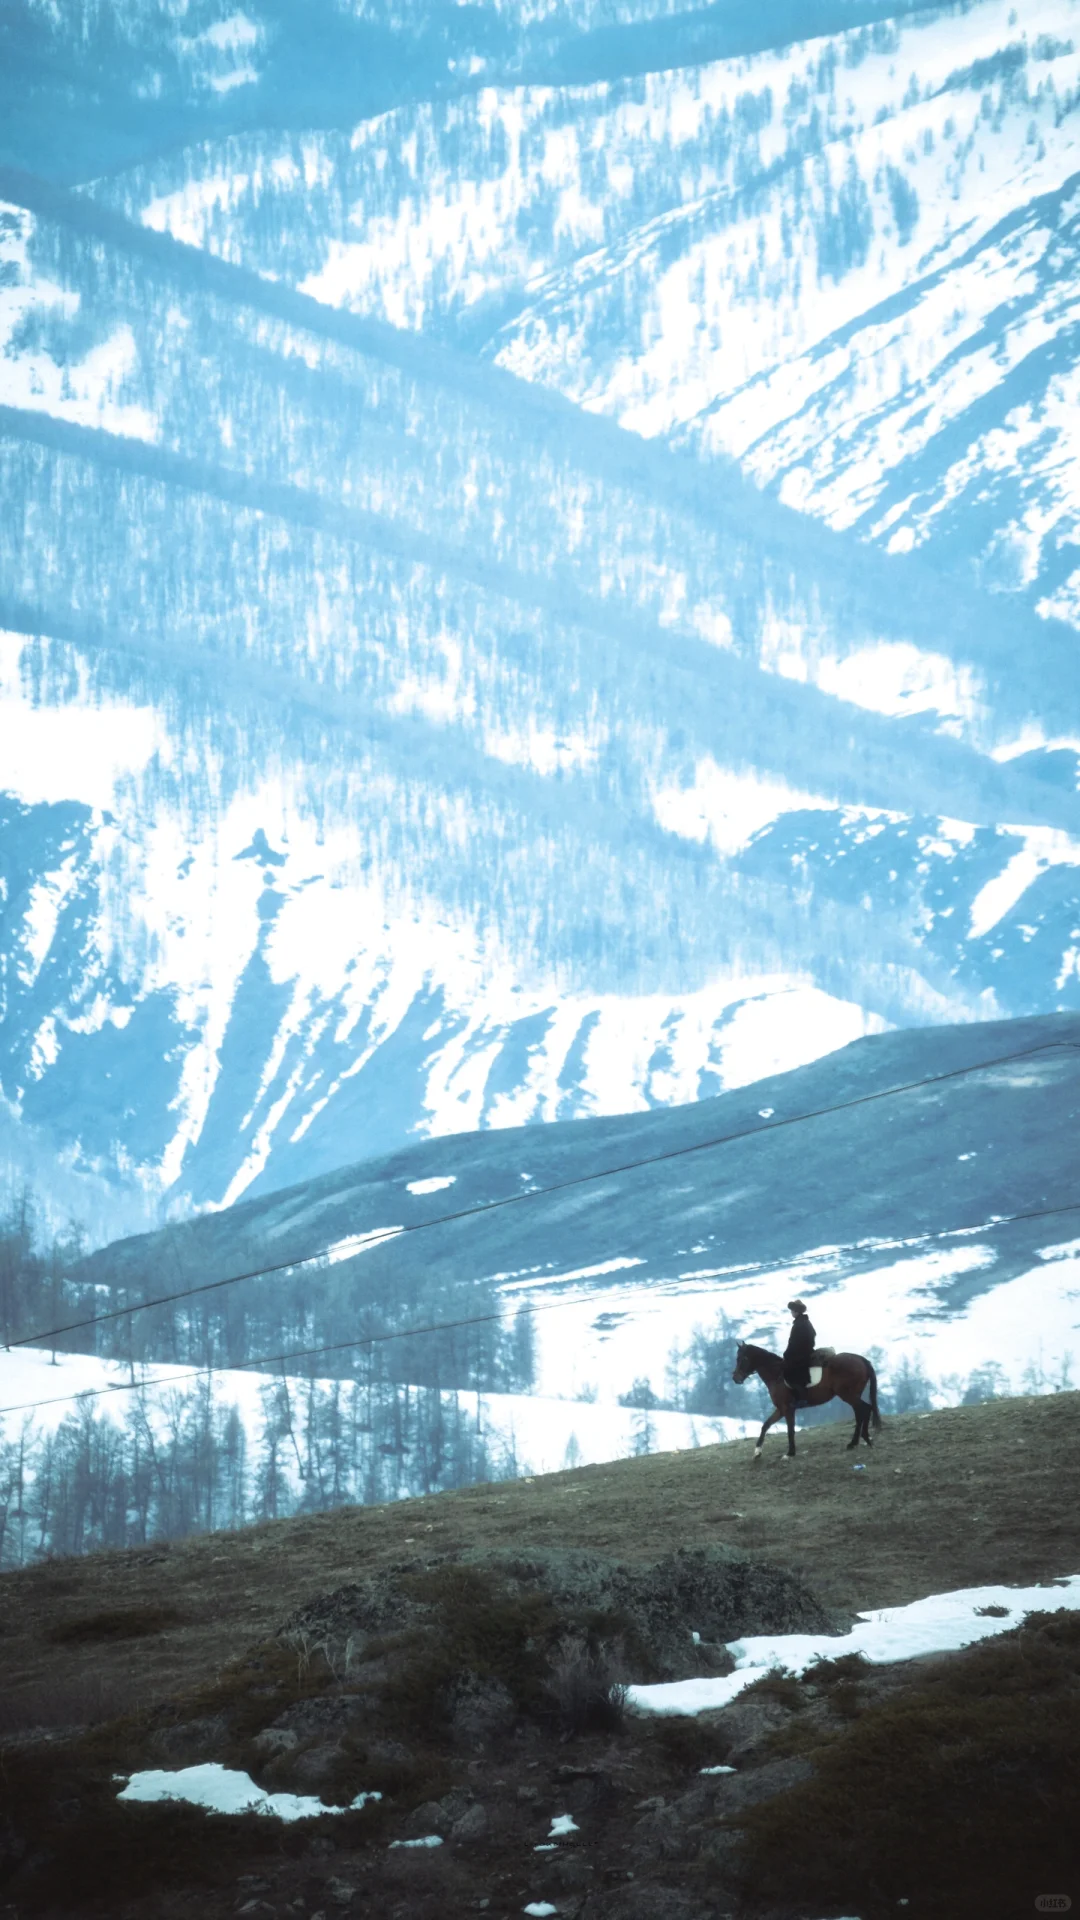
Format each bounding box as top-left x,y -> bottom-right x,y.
117,1763 -> 380,1820
628,1575 -> 1080,1716
498,1257 -> 645,1295
548,1812 -> 579,1836
406,1176 -> 457,1195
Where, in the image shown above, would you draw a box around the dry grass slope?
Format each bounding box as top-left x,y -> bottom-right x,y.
0,1393 -> 1077,1919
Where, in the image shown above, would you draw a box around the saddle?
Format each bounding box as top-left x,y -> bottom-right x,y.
787,1350 -> 834,1393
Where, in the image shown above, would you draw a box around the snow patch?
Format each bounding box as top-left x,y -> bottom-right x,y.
117,1763 -> 380,1821
324,1227 -> 405,1264
628,1576 -> 1080,1716
652,759 -> 833,856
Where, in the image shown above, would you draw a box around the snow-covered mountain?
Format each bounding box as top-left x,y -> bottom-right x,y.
103,0 -> 1080,637
2,0 -> 1080,1238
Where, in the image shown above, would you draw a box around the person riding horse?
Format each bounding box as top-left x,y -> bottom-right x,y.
783,1298 -> 816,1406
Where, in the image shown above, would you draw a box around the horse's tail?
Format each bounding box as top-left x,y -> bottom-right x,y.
867,1359 -> 883,1430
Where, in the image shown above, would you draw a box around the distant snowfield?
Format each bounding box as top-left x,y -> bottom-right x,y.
507,1237 -> 1080,1407
0,1344 -> 750,1472
628,1574 -> 1080,1715
4,1228 -> 1074,1474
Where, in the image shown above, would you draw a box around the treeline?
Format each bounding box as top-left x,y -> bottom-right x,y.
0,1193 -> 537,1566
0,1193 -> 538,1398
0,1370 -> 515,1570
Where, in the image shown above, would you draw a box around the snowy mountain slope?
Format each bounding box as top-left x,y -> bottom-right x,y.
102,1 -> 1080,641
64,1012 -> 1080,1408
0,0 -> 950,185
3,168 -> 1080,1228
4,179 -> 1080,1225
3,3 -> 1080,1234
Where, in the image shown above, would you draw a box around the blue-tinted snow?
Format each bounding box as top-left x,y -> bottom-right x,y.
628,1575 -> 1080,1715
117,1763 -> 381,1820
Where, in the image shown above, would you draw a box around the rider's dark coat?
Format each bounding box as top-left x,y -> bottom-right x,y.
783,1311 -> 816,1389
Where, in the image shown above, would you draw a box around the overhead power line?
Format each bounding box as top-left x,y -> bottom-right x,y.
3,1189 -> 1080,1421
1,1036 -> 1077,1420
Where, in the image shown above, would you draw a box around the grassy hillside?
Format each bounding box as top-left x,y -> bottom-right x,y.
0,1393 -> 1077,1918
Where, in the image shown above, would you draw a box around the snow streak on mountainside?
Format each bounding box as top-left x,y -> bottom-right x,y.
1,0 -> 1080,1238
107,0 -> 1080,640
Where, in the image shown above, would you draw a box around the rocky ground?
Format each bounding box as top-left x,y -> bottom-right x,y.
1,1395 -> 1078,1919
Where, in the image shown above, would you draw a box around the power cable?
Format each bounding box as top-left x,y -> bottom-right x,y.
2,1195 -> 1080,1421
1,1036 -> 1078,1419
7,1036 -> 1078,1356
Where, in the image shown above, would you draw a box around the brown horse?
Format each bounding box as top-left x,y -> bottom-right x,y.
731,1342 -> 882,1459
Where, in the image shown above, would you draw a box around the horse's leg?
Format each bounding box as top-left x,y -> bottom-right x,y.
844,1394 -> 860,1449
784,1398 -> 797,1458
753,1407 -> 782,1460
861,1396 -> 873,1447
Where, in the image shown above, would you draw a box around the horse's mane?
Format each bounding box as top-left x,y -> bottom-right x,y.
739,1341 -> 779,1364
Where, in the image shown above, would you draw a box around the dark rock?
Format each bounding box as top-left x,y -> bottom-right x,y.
562,1768 -> 620,1814
324,1878 -> 357,1908
708,1696 -> 795,1764
279,1546 -> 835,1688
591,1883 -> 714,1920
542,1851 -> 594,1891
251,1726 -> 299,1758
403,1798 -> 453,1836
289,1742 -> 347,1791
448,1673 -> 516,1745
149,1713 -> 228,1762
632,1802 -> 692,1864
709,1755 -> 813,1813
450,1801 -> 489,1842
269,1697 -> 363,1738
367,1738 -> 412,1766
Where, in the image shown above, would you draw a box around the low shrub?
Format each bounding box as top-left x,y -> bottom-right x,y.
730,1612 -> 1080,1919
544,1632 -> 629,1735
47,1605 -> 183,1645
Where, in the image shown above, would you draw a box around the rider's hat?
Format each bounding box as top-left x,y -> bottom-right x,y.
787,1298 -> 807,1312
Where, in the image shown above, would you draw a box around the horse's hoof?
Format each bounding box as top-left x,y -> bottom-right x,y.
752,1447 -> 762,1460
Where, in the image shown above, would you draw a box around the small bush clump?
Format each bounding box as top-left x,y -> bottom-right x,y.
47,1605 -> 183,1645
739,1667 -> 806,1709
544,1632 -> 629,1735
